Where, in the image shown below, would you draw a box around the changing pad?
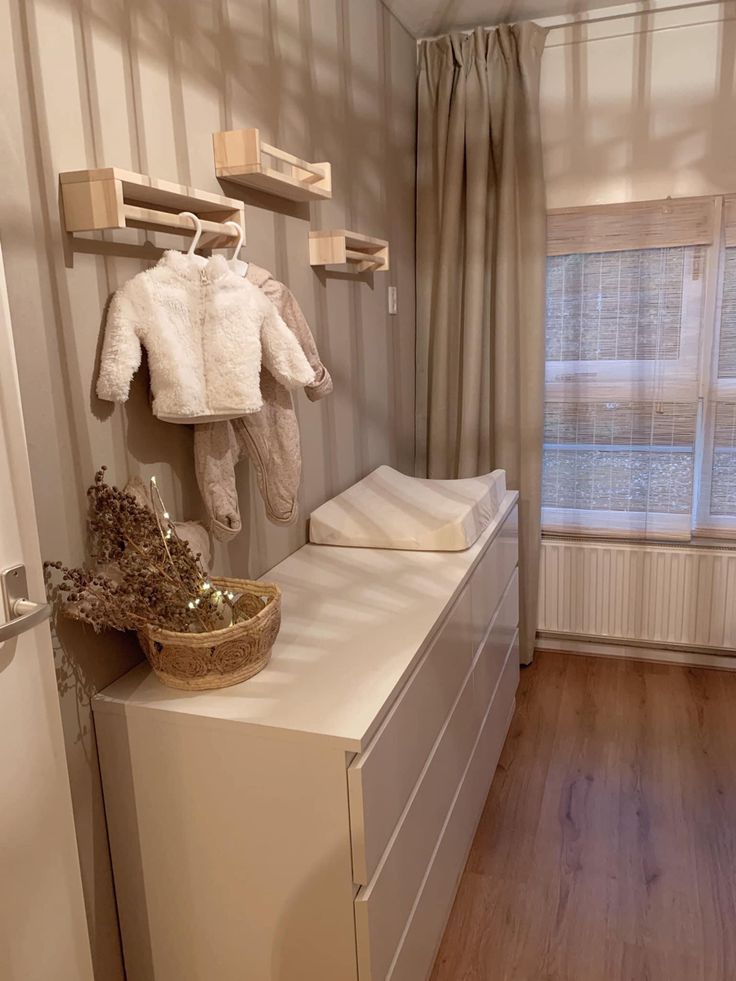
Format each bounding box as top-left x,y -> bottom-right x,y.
309,465 -> 507,551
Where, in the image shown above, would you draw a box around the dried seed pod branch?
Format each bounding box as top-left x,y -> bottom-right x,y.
47,467 -> 235,633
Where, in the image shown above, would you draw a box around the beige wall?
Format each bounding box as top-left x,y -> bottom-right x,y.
0,0 -> 416,976
541,2 -> 736,209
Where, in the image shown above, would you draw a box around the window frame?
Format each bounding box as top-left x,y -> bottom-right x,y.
693,196 -> 736,537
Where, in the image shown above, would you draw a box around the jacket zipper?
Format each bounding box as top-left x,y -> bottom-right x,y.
200,268 -> 208,413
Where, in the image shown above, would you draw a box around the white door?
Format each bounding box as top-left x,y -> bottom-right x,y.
0,244 -> 94,981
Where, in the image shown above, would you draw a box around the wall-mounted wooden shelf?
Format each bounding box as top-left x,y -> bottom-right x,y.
309,229 -> 389,273
213,129 -> 332,202
60,167 -> 244,249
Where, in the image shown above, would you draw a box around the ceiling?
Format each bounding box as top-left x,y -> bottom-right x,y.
380,0 -> 633,38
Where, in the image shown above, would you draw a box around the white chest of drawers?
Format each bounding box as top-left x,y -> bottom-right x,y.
93,493 -> 519,981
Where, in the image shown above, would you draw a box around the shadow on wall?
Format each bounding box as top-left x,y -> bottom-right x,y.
12,0 -> 415,564
3,0 -> 417,977
541,5 -> 736,208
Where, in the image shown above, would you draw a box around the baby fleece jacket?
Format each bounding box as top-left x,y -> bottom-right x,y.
96,250 -> 315,423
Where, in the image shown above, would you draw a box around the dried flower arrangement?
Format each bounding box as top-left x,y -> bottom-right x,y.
48,466 -> 237,634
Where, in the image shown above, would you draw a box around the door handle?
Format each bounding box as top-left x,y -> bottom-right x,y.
0,564 -> 51,643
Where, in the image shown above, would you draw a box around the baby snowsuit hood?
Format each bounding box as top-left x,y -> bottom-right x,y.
96,250 -> 315,423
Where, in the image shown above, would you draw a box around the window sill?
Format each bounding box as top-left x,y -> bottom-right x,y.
542,530 -> 736,551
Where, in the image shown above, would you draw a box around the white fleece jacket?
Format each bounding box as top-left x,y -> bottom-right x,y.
96,250 -> 315,423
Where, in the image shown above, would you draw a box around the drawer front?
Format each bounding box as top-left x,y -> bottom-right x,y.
470,508 -> 518,648
388,635 -> 519,981
355,656 -> 479,981
355,625 -> 520,981
348,525 -> 518,886
473,570 -> 518,721
348,585 -> 474,885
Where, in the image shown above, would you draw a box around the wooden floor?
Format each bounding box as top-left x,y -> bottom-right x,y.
431,651 -> 736,981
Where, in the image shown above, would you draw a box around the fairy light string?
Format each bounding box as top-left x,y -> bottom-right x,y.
148,476 -> 237,628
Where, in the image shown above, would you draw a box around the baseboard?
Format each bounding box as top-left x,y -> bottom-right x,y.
535,635 -> 736,672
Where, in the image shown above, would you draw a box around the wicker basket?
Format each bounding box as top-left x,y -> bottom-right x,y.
137,577 -> 281,691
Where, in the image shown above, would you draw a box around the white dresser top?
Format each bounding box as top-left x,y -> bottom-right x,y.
94,491 -> 518,752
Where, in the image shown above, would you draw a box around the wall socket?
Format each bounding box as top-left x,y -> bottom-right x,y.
388,285 -> 398,315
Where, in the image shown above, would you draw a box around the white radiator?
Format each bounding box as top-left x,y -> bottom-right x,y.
538,538 -> 736,651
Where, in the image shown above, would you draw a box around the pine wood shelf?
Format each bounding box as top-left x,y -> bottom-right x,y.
309,229 -> 389,273
60,167 -> 245,249
213,129 -> 332,202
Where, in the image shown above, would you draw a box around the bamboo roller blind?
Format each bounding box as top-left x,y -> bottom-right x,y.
717,247 -> 736,378
547,197 -> 715,256
723,195 -> 736,247
713,206 -> 736,520
545,246 -> 693,364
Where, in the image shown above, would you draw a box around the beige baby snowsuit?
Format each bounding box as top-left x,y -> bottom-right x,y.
194,263 -> 332,540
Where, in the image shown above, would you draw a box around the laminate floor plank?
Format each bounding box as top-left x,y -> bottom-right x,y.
431,652 -> 736,981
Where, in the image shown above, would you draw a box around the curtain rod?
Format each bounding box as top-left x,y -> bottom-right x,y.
420,0 -> 724,39
544,0 -> 722,31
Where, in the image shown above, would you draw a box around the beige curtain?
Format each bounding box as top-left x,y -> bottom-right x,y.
415,24 -> 548,665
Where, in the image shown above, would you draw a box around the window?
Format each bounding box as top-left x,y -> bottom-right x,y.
542,196 -> 736,541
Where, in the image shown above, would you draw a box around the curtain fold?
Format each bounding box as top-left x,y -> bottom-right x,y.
415,23 -> 548,665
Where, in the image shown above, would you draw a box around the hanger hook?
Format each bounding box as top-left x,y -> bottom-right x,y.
179,211 -> 203,256
224,220 -> 244,259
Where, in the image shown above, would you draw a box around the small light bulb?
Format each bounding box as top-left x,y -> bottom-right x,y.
163,511 -> 170,520
202,581 -> 211,591
187,601 -> 195,609
150,476 -> 157,486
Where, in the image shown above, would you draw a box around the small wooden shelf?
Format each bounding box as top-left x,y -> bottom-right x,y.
309,229 -> 389,273
213,129 -> 332,202
60,167 -> 244,249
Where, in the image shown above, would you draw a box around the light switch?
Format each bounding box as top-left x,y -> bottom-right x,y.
388,286 -> 398,315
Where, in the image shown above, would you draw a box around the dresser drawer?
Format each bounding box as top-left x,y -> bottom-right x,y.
388,635 -> 519,981
473,569 -> 518,720
469,509 -> 518,648
355,652 -> 479,980
348,585 -> 474,885
355,619 -> 520,981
